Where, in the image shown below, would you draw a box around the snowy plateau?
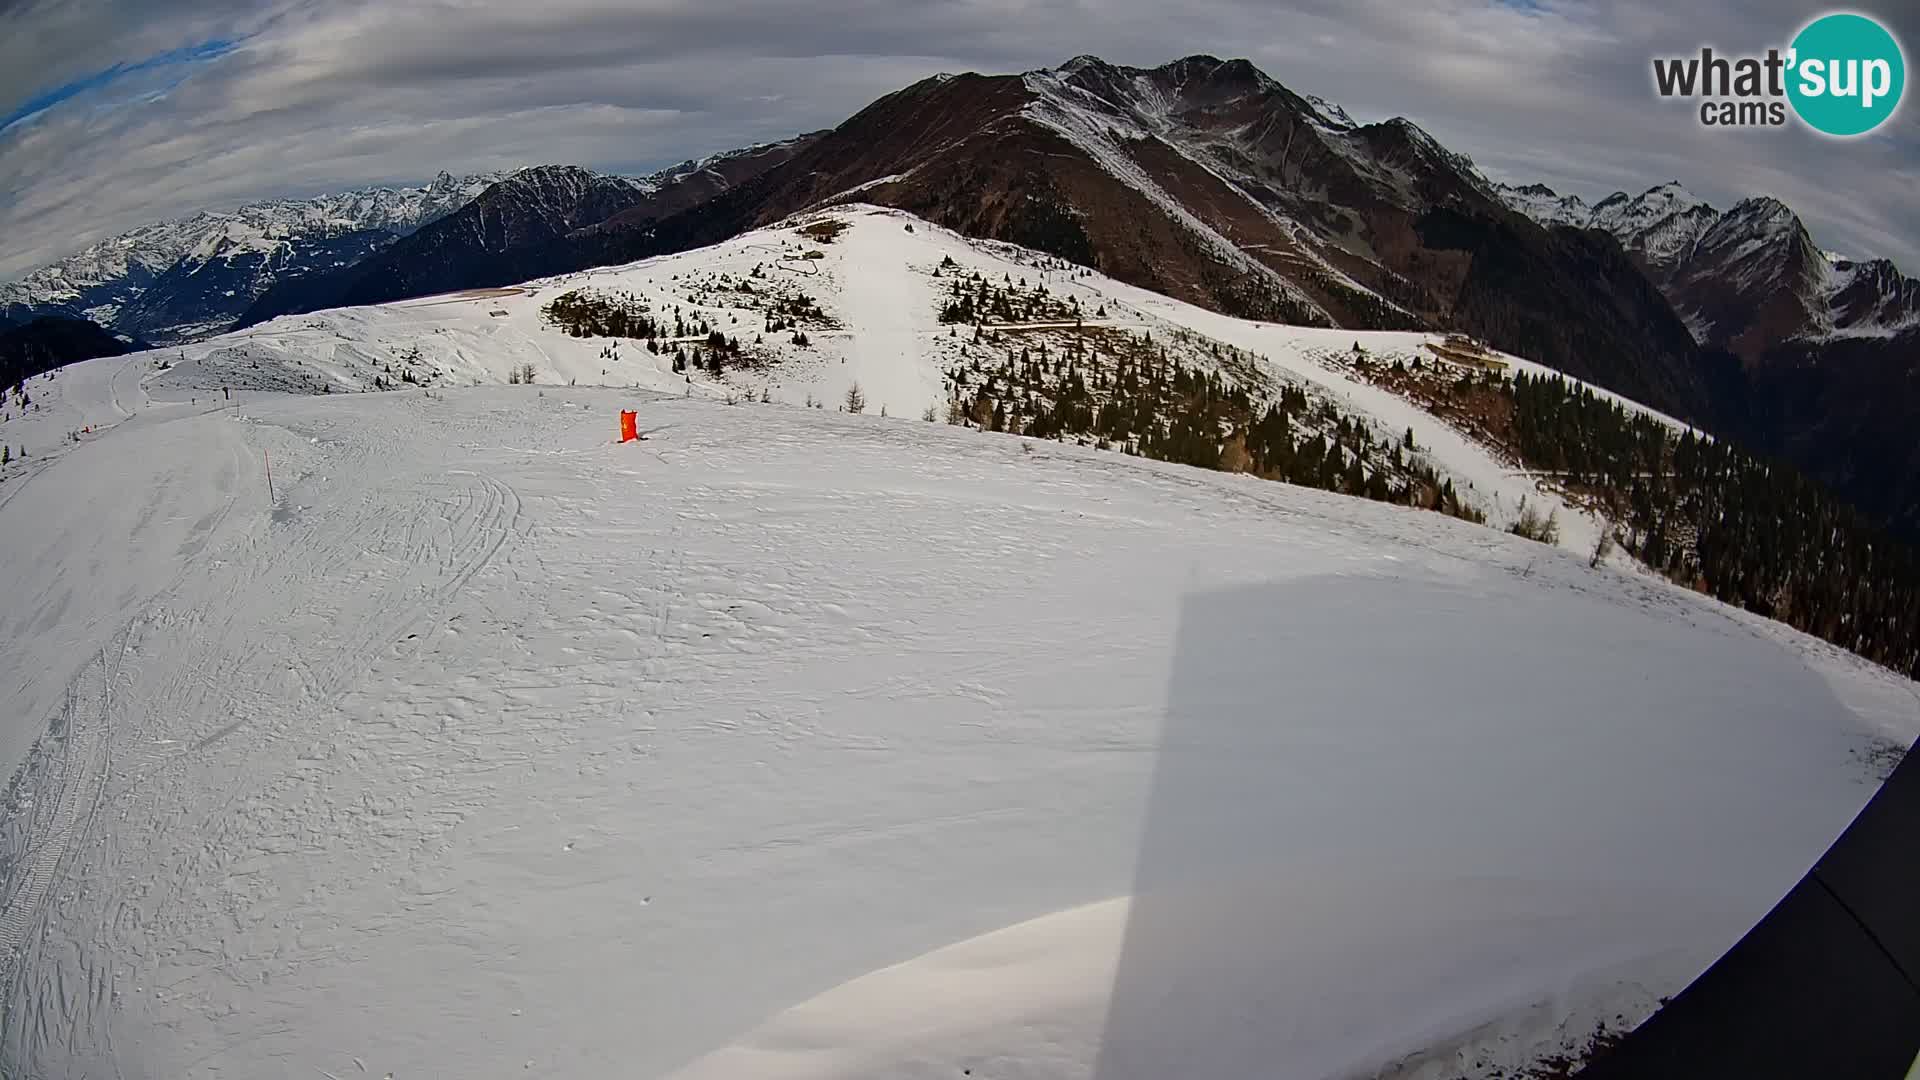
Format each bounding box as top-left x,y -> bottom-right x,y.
0,206 -> 1914,1079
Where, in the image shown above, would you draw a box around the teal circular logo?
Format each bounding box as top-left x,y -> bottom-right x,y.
1787,12 -> 1906,136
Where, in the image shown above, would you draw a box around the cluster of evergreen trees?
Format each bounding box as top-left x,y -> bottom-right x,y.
1506,370 -> 1920,677
946,332 -> 1482,523
542,290 -> 664,340
937,271 -> 1080,326
765,293 -> 827,333
669,330 -> 751,377
364,345 -> 434,391
542,287 -> 793,374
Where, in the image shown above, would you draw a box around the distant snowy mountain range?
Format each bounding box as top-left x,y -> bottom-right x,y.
0,140 -> 819,347
239,136 -> 819,324
1495,180 -> 1920,354
0,172 -> 508,343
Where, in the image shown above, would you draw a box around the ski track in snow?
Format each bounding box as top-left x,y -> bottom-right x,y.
0,636 -> 120,963
1,381 -> 534,1073
837,218 -> 945,414
0,211 -> 1915,1078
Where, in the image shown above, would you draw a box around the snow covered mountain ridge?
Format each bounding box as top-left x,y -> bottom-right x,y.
1496,179 -> 1920,347
0,150 -> 805,348
1014,54 -> 1506,314
83,204 -> 1657,547
234,137 -> 824,326
726,53 -> 1710,421
4,56 -> 1712,421
0,172 -> 509,335
5,54 -> 1911,541
638,133 -> 824,193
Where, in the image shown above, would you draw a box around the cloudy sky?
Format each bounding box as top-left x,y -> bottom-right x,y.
1,0 -> 1914,280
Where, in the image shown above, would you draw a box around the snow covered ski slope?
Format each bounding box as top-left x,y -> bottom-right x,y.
0,345 -> 1915,1077
125,204 -> 1704,558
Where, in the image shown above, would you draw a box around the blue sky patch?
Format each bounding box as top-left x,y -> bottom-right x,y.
1,37 -> 239,134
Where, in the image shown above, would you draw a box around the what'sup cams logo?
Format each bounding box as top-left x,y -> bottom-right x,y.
1652,11 -> 1906,136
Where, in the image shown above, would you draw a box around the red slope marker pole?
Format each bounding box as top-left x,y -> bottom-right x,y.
264,449 -> 275,505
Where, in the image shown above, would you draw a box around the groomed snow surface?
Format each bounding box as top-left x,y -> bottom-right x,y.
1,209 -> 1916,1079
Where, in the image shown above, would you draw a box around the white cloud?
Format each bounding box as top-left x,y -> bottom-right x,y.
0,0 -> 1913,279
